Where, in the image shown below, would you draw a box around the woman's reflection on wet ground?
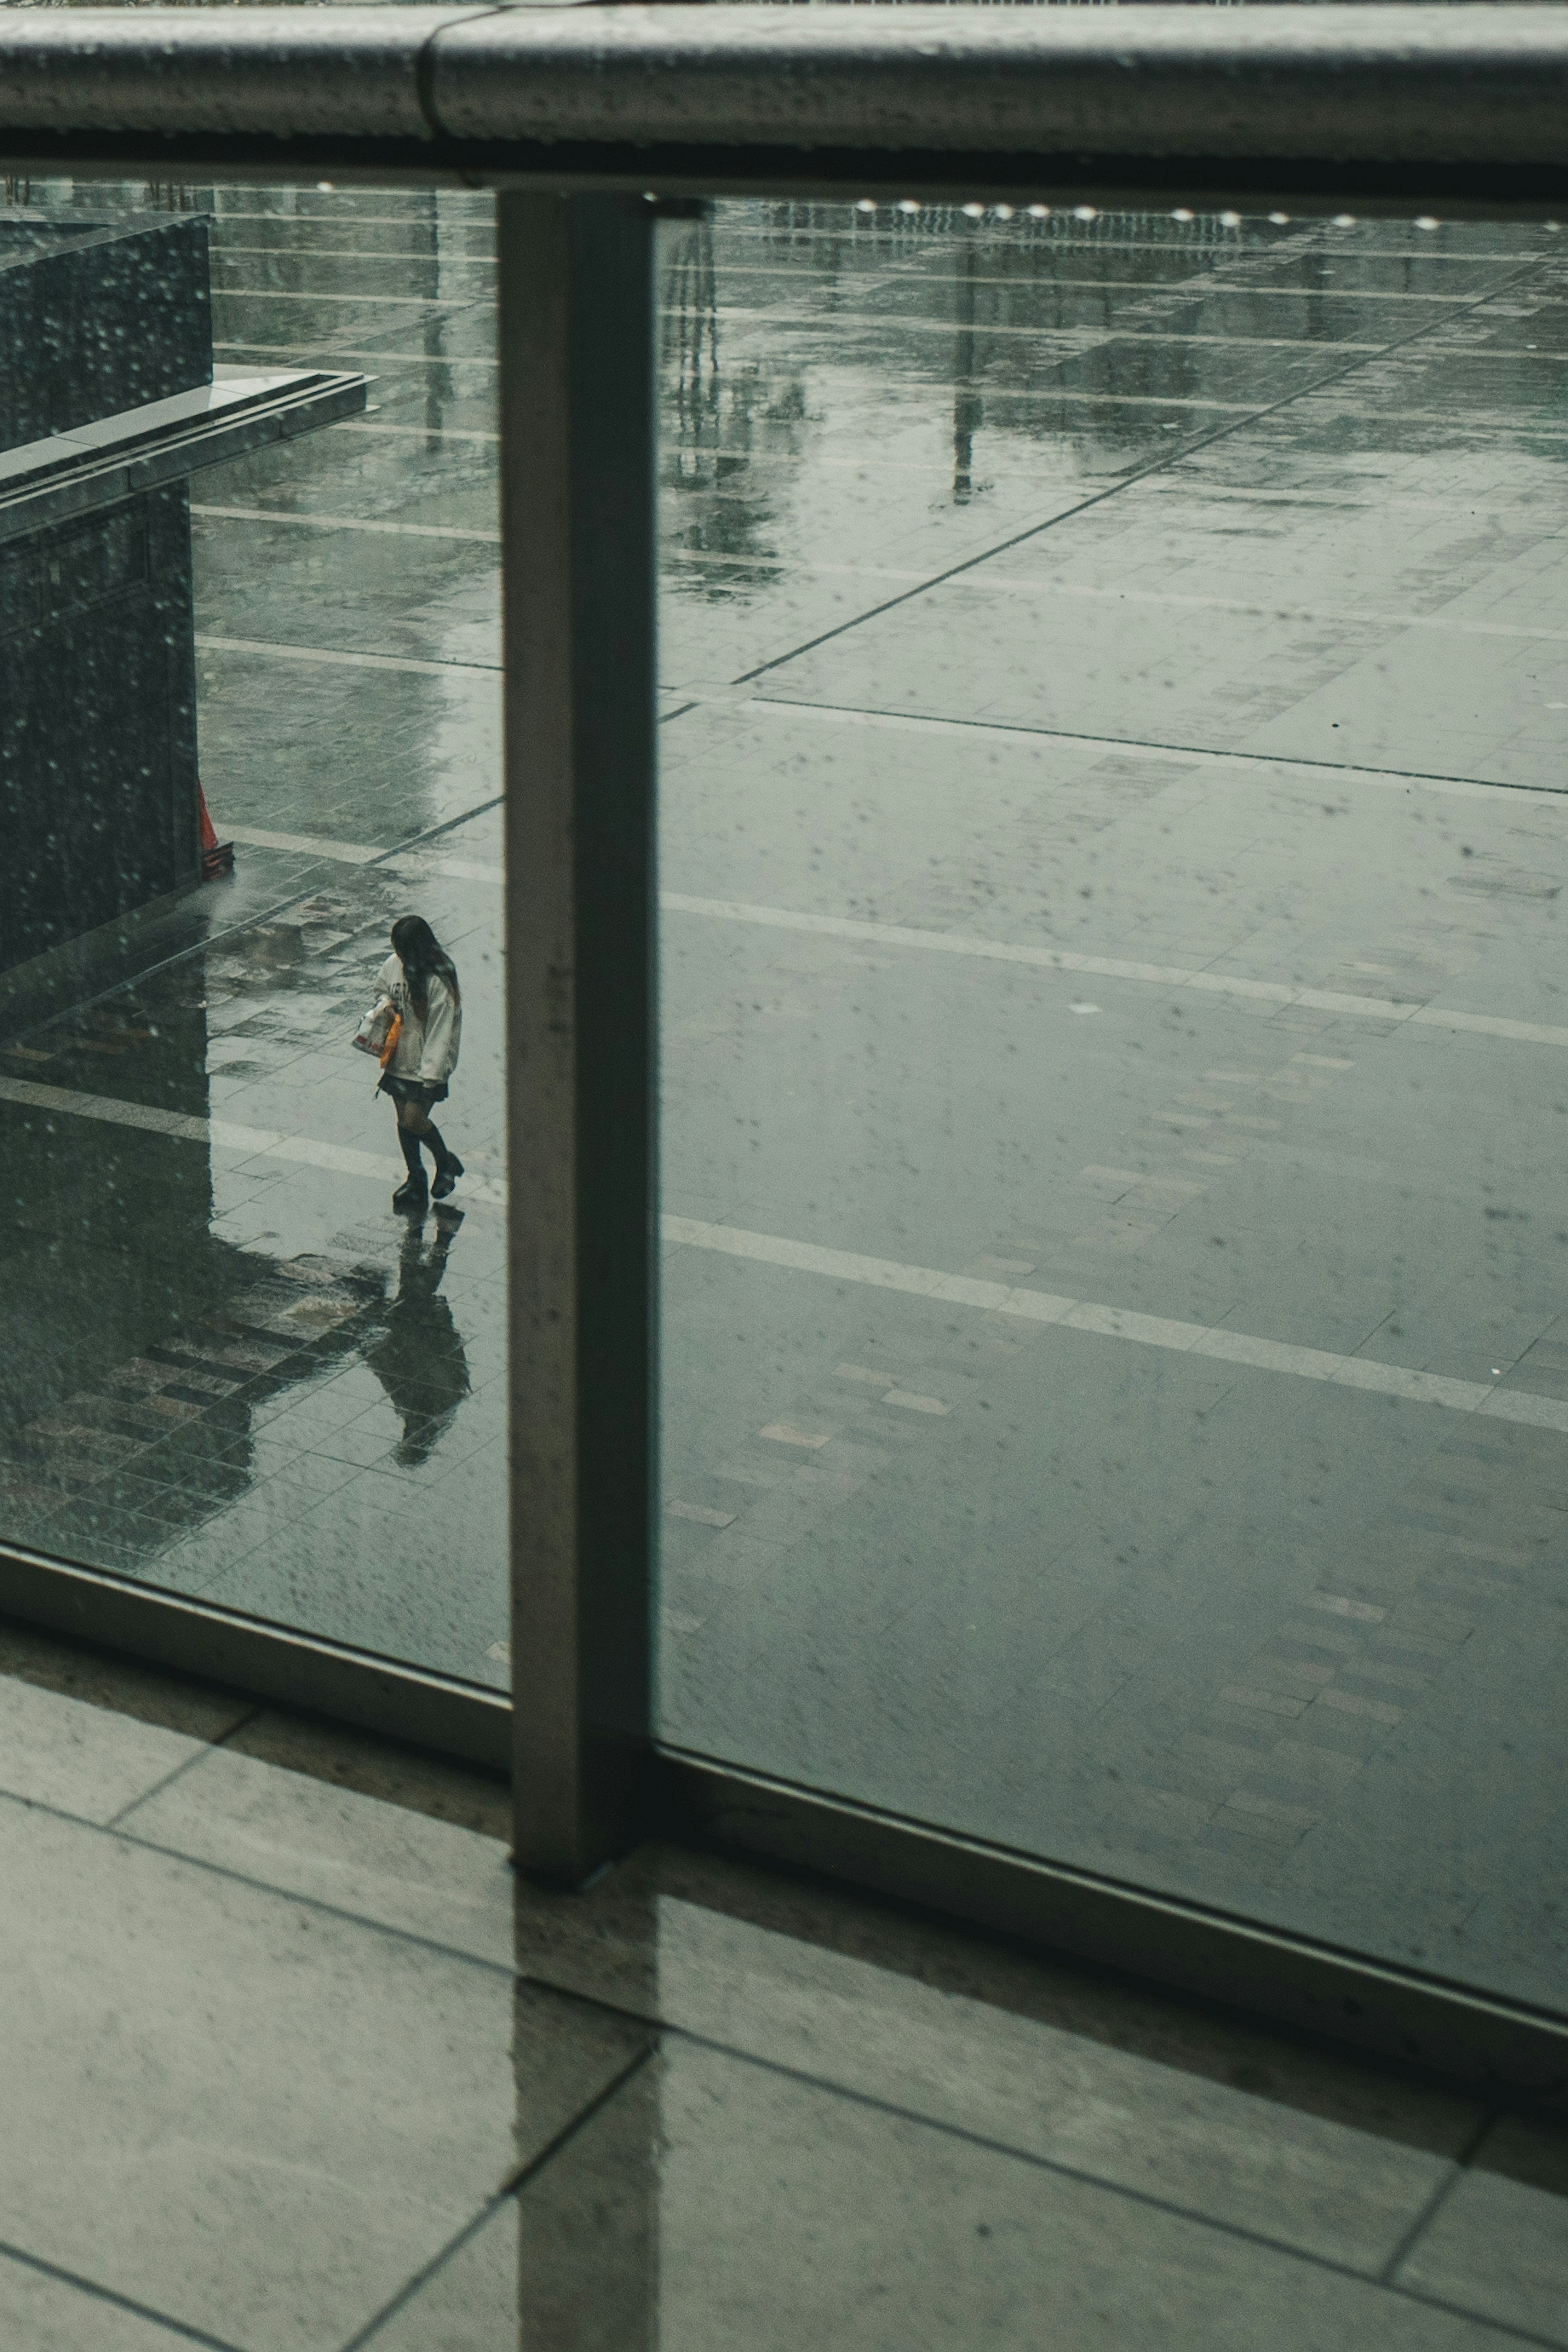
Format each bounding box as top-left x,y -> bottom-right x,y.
360,1208 -> 472,1470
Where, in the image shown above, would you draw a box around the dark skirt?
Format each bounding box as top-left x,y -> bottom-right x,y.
379,1075 -> 450,1108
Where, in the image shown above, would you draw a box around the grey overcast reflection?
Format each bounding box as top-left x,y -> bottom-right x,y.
3,184 -> 1566,2011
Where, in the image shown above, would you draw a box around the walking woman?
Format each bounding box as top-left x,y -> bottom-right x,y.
374,915 -> 464,1213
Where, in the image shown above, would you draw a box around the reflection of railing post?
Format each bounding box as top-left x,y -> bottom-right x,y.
499,192 -> 657,1886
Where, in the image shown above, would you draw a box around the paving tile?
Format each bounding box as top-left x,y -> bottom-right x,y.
512,1844 -> 1479,2274
0,1785 -> 638,2352
360,2198 -> 519,2352
0,2250 -> 198,2352
0,1622 -> 254,1746
1396,2115 -> 1568,2344
0,1672 -> 212,1827
503,2038 -> 1508,2352
223,1706 -> 510,1838
125,1736 -> 513,1961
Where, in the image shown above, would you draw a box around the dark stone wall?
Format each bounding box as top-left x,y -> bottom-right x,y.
0,214 -> 212,451
0,485 -> 200,972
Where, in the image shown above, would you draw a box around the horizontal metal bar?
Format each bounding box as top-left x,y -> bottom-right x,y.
655,1747 -> 1568,2109
0,1544 -> 510,1773
0,8 -> 1565,203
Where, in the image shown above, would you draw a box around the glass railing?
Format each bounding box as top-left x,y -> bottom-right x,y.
655,193 -> 1568,2015
0,177 -> 509,1694
3,0 -> 1567,2075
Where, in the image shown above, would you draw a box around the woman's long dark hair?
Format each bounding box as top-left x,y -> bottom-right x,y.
390,915 -> 460,1021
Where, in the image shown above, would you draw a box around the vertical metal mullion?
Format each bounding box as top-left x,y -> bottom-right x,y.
499,192 -> 657,1886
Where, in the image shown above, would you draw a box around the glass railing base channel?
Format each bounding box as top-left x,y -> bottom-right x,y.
652,1748 -> 1568,2114
0,1546 -> 510,1776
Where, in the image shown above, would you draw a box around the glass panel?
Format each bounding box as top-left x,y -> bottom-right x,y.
657,197 -> 1568,2011
0,178 -> 507,1688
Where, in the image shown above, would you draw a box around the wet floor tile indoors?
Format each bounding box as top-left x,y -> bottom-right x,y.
0,1623 -> 1562,2351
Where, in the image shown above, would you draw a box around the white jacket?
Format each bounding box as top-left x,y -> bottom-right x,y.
376,952 -> 462,1086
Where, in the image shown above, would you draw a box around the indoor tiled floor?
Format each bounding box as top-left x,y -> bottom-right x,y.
0,1620 -> 1563,2351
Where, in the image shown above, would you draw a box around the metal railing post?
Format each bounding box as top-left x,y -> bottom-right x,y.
499,191 -> 657,1886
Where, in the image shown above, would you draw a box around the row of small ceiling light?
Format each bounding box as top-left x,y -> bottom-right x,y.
849,198 -> 1478,230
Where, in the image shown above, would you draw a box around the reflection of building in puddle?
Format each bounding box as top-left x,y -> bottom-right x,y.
659,212 -> 814,591
360,1213 -> 471,1469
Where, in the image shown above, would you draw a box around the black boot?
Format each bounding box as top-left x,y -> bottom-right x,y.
392,1124 -> 428,1214
426,1123 -> 464,1200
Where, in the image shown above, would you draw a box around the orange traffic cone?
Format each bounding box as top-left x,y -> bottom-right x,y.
198,781 -> 234,881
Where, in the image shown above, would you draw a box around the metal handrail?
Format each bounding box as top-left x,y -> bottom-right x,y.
0,6 -> 1566,196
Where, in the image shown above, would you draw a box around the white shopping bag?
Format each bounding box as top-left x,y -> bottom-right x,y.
352,998 -> 395,1059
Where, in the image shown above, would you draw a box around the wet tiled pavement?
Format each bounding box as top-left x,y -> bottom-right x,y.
0,180 -> 508,1681
651,205 -> 1568,2011
6,189 -> 1568,2009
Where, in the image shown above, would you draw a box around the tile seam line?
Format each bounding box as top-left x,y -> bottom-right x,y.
510,1982 -> 1546,2342
6,1778 -> 522,1979
194,634 -> 499,678
729,254 -> 1550,688
100,1702 -> 267,1833
6,794 -> 502,1051
0,2235 -> 246,2352
337,2047 -> 656,2352
734,694 -> 1568,803
1376,2109 -> 1498,2287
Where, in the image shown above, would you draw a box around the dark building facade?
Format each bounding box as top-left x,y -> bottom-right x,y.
0,211 -> 361,977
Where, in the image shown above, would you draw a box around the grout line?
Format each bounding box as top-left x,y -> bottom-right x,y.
509,1981 -> 1560,2346
728,256 -> 1550,688
336,2044 -> 655,2352
0,2234 -> 247,2352
332,2196 -> 515,2352
1376,2109 -> 1498,2287
215,246 -> 496,267
212,288 -> 479,310
195,633 -> 499,679
193,504 -> 500,545
100,1703 -> 266,1832
714,691 -> 1568,806
497,2044 -> 658,2199
0,1767 -> 523,1979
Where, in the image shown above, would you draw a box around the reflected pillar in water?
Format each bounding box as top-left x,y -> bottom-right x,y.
953,225 -> 982,506
517,2058 -> 659,2352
